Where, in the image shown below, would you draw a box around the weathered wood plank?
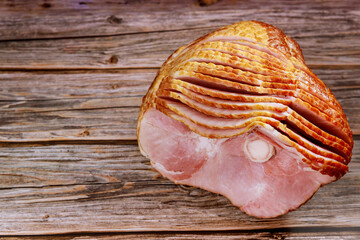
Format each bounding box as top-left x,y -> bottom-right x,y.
0,108 -> 139,141
0,70 -> 156,101
0,70 -> 155,141
0,69 -> 359,142
0,140 -> 358,235
0,19 -> 360,69
0,0 -> 359,40
1,230 -> 360,239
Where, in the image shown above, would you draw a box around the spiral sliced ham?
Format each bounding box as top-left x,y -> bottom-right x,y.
137,21 -> 353,218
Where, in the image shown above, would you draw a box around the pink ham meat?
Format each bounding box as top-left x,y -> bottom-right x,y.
137,21 -> 353,218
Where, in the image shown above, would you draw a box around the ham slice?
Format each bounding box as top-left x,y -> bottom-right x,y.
137,21 -> 353,218
160,83 -> 351,162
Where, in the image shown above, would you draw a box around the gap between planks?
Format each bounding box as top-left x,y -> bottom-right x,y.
0,226 -> 359,238
0,26 -> 212,43
0,140 -> 138,147
0,64 -> 360,71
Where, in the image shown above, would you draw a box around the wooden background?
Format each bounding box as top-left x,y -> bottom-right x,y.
0,0 -> 359,239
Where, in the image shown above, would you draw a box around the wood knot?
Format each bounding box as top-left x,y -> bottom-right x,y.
108,55 -> 118,64
41,2 -> 52,8
107,15 -> 123,24
112,84 -> 119,89
79,129 -> 90,137
42,214 -> 50,222
273,233 -> 285,240
198,0 -> 218,6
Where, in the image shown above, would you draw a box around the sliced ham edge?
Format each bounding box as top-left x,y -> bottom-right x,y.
200,37 -> 344,111
178,57 -> 345,128
206,36 -> 290,63
191,49 -> 291,79
160,83 -> 351,162
180,61 -> 343,125
169,71 -> 351,145
167,78 -> 291,103
197,41 -> 288,72
155,98 -> 348,168
204,37 -> 345,115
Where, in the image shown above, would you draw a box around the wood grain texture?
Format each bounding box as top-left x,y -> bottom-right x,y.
0,140 -> 358,235
0,70 -> 154,141
0,0 -> 359,237
1,230 -> 360,239
0,69 -> 359,142
0,69 -> 360,142
0,23 -> 360,70
0,70 -> 156,101
0,0 -> 359,40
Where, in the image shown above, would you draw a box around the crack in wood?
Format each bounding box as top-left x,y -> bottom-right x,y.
0,140 -> 139,147
0,26 -> 212,43
0,226 -> 359,237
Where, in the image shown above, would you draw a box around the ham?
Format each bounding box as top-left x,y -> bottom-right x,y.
137,21 -> 353,218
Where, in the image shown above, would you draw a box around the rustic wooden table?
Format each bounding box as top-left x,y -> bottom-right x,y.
0,0 -> 359,239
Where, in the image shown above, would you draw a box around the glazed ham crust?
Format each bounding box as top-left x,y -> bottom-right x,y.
137,21 -> 353,218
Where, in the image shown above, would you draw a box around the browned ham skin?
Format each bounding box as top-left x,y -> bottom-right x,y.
137,21 -> 353,218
